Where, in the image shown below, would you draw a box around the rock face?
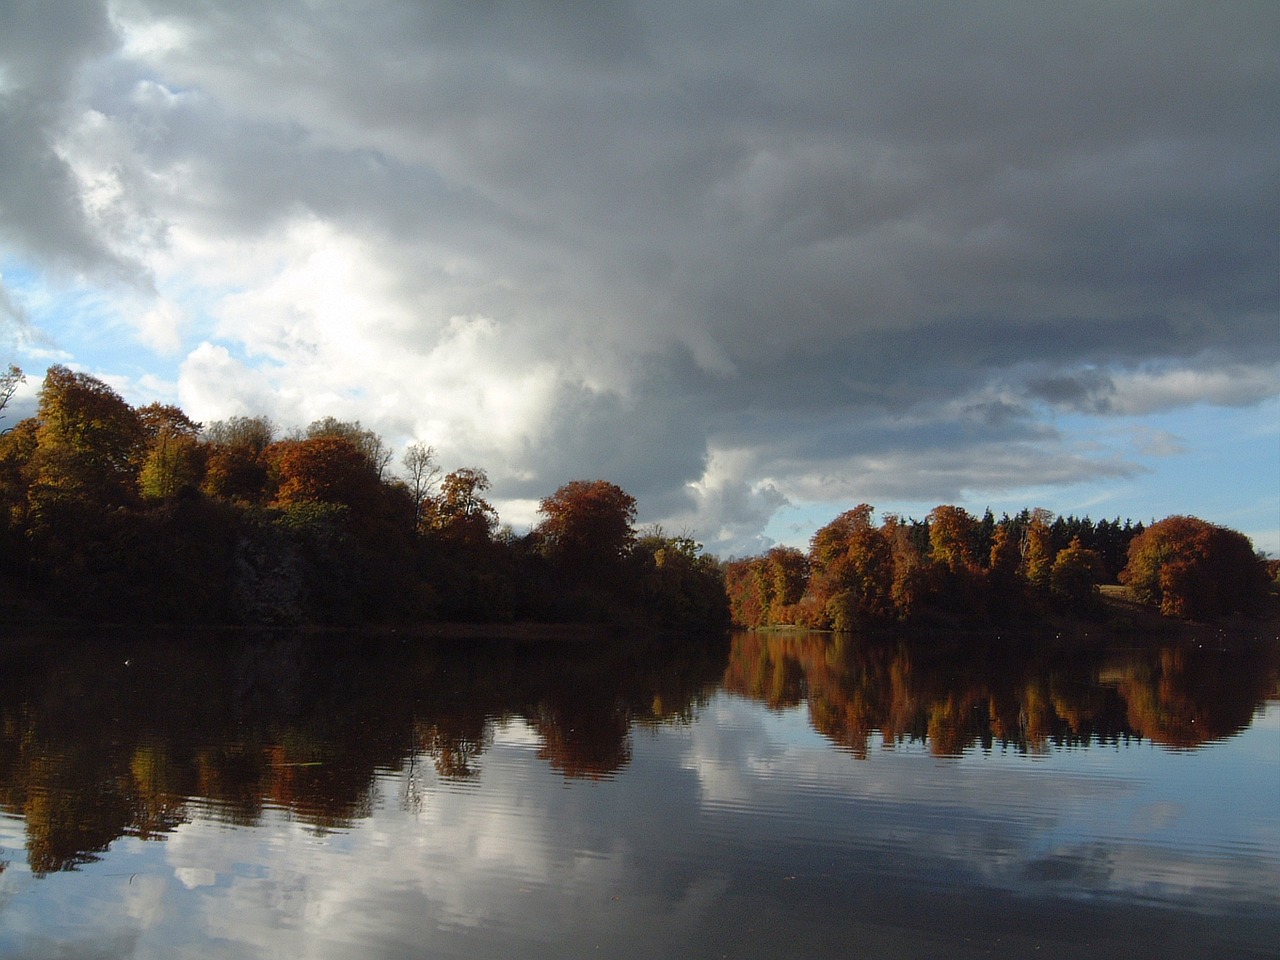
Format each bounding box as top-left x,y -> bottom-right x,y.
232,525 -> 306,626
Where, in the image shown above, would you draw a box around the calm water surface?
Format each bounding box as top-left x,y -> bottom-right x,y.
0,627 -> 1277,959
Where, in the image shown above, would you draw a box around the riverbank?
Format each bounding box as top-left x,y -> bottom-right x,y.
1092,585 -> 1280,643
741,586 -> 1280,648
0,613 -> 704,655
3,587 -> 1276,655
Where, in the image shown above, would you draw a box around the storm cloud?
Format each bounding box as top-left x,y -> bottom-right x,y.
1,1 -> 1276,551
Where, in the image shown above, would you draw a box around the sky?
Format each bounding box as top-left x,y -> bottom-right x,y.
0,0 -> 1276,557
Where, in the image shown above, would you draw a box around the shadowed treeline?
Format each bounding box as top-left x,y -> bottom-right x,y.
1,366 -> 1269,632
0,366 -> 728,631
0,630 -> 729,875
721,630 -> 1280,758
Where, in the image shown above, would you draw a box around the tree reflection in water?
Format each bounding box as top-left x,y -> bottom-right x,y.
0,624 -> 1274,875
722,629 -> 1279,757
0,630 -> 728,874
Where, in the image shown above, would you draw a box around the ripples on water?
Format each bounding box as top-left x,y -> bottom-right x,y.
0,628 -> 1276,959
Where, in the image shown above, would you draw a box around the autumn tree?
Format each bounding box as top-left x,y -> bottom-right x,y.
422,467 -> 498,547
724,548 -> 809,628
30,365 -> 143,507
137,403 -> 201,445
763,546 -> 809,623
807,505 -> 896,627
1050,537 -> 1104,605
201,416 -> 274,503
1021,508 -> 1055,591
0,416 -> 37,577
982,521 -> 1028,613
303,417 -> 393,479
136,403 -> 204,501
408,467 -> 506,619
725,557 -> 770,627
882,514 -> 927,618
927,505 -> 979,573
925,505 -> 997,619
139,431 -> 205,500
988,523 -> 1021,581
1120,516 -> 1268,619
266,435 -> 383,512
535,480 -> 637,571
251,434 -> 417,622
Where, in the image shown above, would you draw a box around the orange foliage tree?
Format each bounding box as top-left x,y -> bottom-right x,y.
1050,537 -> 1105,604
422,467 -> 498,548
266,435 -> 383,512
535,479 -> 637,570
807,505 -> 896,627
724,547 -> 808,627
1120,515 -> 1268,619
30,365 -> 143,507
1020,508 -> 1055,590
882,514 -> 928,617
764,546 -> 809,623
927,505 -> 979,573
201,416 -> 274,503
724,557 -> 768,627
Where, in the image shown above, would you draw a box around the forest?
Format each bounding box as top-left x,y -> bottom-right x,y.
725,503 -> 1273,630
0,365 -> 725,630
0,364 -> 1272,632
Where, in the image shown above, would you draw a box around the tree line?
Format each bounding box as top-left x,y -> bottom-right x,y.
726,502 -> 1271,629
0,364 -> 1269,631
0,365 -> 727,630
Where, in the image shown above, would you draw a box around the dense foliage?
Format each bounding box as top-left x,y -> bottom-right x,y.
0,366 -> 1267,631
0,366 -> 727,631
1119,516 -> 1271,619
726,503 -> 1269,628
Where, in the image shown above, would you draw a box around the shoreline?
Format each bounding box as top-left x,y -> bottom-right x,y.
735,590 -> 1280,646
2,592 -> 1276,654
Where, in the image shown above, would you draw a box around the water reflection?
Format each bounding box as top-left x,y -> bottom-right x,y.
0,626 -> 1275,880
723,630 -> 1280,756
0,631 -> 727,875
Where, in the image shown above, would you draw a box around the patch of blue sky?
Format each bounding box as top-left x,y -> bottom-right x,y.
1,259 -> 232,405
763,399 -> 1279,556
3,264 -> 140,364
1043,400 -> 1280,555
0,256 -> 42,291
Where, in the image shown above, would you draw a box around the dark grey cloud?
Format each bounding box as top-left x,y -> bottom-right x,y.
0,1 -> 127,273
3,0 -> 1278,551
1026,369 -> 1118,413
503,376 -> 712,504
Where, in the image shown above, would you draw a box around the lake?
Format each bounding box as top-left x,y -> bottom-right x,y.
0,626 -> 1277,959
